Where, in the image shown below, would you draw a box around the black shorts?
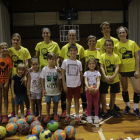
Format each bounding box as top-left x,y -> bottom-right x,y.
120,71 -> 135,77
99,81 -> 120,94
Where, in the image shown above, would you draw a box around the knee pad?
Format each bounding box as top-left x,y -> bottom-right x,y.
81,93 -> 87,102
133,92 -> 140,103
122,91 -> 129,102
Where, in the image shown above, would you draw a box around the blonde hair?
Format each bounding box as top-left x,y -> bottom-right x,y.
16,63 -> 26,77
0,42 -> 8,48
12,33 -> 21,40
47,52 -> 57,60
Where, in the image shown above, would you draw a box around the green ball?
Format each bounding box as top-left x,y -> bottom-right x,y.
47,120 -> 58,131
0,126 -> 6,139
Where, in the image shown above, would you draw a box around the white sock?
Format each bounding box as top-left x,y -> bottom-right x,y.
21,113 -> 24,117
67,114 -> 70,117
76,114 -> 79,118
125,102 -> 130,107
134,103 -> 138,110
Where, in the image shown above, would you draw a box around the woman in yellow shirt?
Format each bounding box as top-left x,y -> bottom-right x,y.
115,26 -> 140,117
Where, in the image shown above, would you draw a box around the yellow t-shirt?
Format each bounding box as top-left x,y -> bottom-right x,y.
99,53 -> 121,84
115,40 -> 140,72
8,46 -> 31,78
59,43 -> 85,60
35,41 -> 60,69
96,37 -> 119,55
84,49 -> 100,71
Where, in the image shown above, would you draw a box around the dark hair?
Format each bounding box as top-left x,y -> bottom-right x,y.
100,22 -> 110,30
116,26 -> 129,35
104,39 -> 114,47
68,44 -> 78,51
12,33 -> 21,40
30,56 -> 39,64
42,28 -> 51,34
47,52 -> 57,60
86,58 -> 98,71
87,35 -> 97,43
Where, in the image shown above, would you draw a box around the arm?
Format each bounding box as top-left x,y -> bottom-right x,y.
109,64 -> 119,81
84,76 -> 93,92
62,69 -> 68,93
94,76 -> 100,92
80,58 -> 85,73
41,78 -> 47,96
36,50 -> 39,59
134,51 -> 139,79
80,71 -> 83,93
58,79 -> 62,92
4,68 -> 12,88
27,73 -> 31,97
11,80 -> 16,99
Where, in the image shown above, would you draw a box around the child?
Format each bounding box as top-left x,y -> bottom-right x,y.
100,39 -> 121,118
84,58 -> 100,123
27,57 -> 42,116
0,42 -> 13,123
8,33 -> 31,118
61,44 -> 85,124
11,63 -> 27,119
115,26 -> 140,117
40,53 -> 61,122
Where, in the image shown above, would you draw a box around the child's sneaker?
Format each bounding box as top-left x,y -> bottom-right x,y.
64,116 -> 71,124
94,116 -> 99,124
0,115 -> 2,122
102,112 -> 109,118
114,104 -> 120,111
35,110 -> 39,117
108,109 -> 120,117
86,116 -> 93,124
2,115 -> 8,123
124,106 -> 131,114
54,114 -> 60,122
83,109 -> 88,117
8,111 -> 15,119
44,115 -> 50,123
26,109 -> 32,116
75,117 -> 86,124
61,110 -> 66,118
133,108 -> 140,117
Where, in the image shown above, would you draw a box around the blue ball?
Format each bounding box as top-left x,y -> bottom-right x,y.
64,125 -> 76,138
26,135 -> 39,140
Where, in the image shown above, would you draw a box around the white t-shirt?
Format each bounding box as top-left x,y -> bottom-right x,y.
30,69 -> 42,93
61,59 -> 82,87
40,66 -> 62,96
84,70 -> 101,90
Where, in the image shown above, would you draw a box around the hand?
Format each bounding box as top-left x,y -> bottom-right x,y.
21,76 -> 27,85
87,87 -> 93,92
27,68 -> 32,74
27,91 -> 31,98
119,74 -> 123,81
57,67 -> 61,73
105,76 -> 112,84
13,94 -> 16,99
96,48 -> 101,51
80,86 -> 83,94
108,76 -> 114,82
134,71 -> 139,79
43,89 -> 47,96
63,85 -> 68,93
93,88 -> 98,93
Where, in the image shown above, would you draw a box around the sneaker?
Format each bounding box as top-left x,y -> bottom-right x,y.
108,109 -> 120,117
2,115 -> 8,123
64,116 -> 71,124
86,116 -> 93,124
102,112 -> 109,118
26,109 -> 32,116
83,109 -> 88,116
54,114 -> 60,122
133,108 -> 140,117
61,110 -> 66,118
0,115 -> 2,122
35,110 -> 39,117
75,117 -> 86,124
114,104 -> 120,111
44,115 -> 50,123
8,111 -> 15,119
94,116 -> 99,124
124,106 -> 131,114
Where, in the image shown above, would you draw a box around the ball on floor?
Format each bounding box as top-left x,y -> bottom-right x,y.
18,122 -> 30,135
0,126 -> 6,139
64,125 -> 76,138
26,134 -> 39,140
39,129 -> 52,140
6,122 -> 17,135
53,129 -> 66,140
8,117 -> 17,124
17,119 -> 26,127
34,116 -> 44,125
47,120 -> 58,131
26,115 -> 35,124
32,125 -> 44,137
30,121 -> 41,130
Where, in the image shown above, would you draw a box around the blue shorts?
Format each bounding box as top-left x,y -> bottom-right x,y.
14,94 -> 25,105
45,95 -> 60,102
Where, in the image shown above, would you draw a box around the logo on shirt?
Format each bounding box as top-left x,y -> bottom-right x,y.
105,59 -> 115,75
66,51 -> 79,60
67,64 -> 78,76
41,48 -> 49,59
119,47 -> 133,59
11,55 -> 23,67
0,62 -> 9,77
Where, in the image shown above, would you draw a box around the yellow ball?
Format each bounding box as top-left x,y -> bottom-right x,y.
0,126 -> 6,139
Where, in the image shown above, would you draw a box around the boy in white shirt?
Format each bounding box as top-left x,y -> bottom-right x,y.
61,44 -> 85,124
40,52 -> 62,122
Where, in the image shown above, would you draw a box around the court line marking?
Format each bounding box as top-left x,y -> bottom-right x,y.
98,131 -> 106,140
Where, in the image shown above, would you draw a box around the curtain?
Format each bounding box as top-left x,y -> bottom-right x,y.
0,0 -> 11,46
129,0 -> 140,60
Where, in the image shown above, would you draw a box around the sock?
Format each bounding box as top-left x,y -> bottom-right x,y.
21,113 -> 24,117
15,115 -> 18,118
125,102 -> 130,107
67,114 -> 70,117
134,103 -> 138,110
76,114 -> 79,118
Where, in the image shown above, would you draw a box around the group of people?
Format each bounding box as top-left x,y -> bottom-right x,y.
0,21 -> 139,124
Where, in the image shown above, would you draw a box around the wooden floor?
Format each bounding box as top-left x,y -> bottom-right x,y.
1,78 -> 140,140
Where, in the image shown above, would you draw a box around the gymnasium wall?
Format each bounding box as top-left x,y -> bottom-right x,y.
11,0 -> 127,57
